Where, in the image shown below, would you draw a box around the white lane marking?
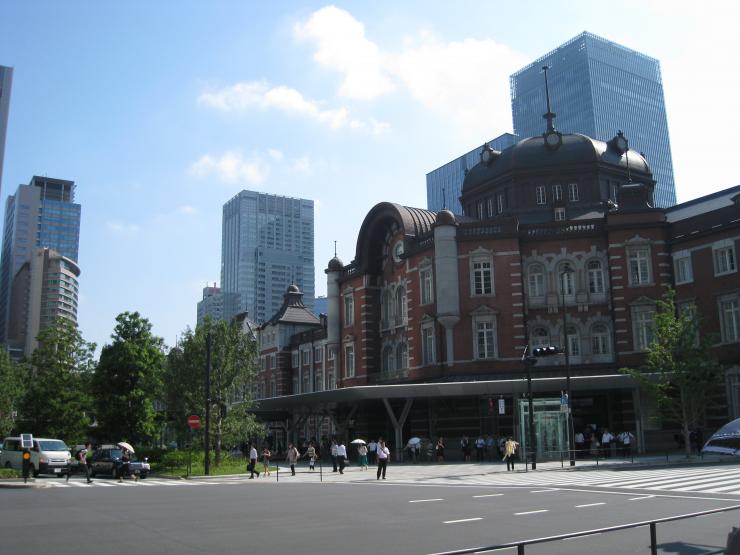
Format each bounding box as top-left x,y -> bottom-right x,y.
628,495 -> 655,501
575,502 -> 606,508
409,498 -> 444,503
443,517 -> 483,524
92,481 -> 114,487
563,533 -> 603,541
473,493 -> 504,498
530,488 -> 558,493
515,509 -> 549,516
66,481 -> 86,487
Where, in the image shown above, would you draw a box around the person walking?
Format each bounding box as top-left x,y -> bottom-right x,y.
69,443 -> 92,484
367,440 -> 377,465
475,436 -> 485,462
574,430 -> 585,459
601,428 -> 614,458
619,430 -> 635,457
119,448 -> 132,482
460,435 -> 471,462
262,446 -> 271,477
248,443 -> 260,478
503,437 -> 519,471
286,443 -> 300,476
330,439 -> 339,472
305,441 -> 317,471
358,443 -> 368,470
376,439 -> 390,480
336,440 -> 347,474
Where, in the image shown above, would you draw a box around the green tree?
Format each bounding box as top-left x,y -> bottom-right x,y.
170,318 -> 259,464
621,289 -> 723,456
0,350 -> 26,437
21,318 -> 96,442
92,312 -> 166,445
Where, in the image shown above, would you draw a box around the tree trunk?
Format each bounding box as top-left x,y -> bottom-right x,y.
680,388 -> 692,458
215,413 -> 222,466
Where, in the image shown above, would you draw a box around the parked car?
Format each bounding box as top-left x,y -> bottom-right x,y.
702,419 -> 740,456
0,437 -> 71,477
90,445 -> 150,479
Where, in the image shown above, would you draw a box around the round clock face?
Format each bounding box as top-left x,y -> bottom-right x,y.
481,149 -> 491,164
545,132 -> 561,148
393,241 -> 404,262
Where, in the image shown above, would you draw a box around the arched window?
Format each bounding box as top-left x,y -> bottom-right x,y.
588,260 -> 604,294
382,345 -> 394,372
395,286 -> 407,325
591,324 -> 610,355
528,264 -> 545,297
566,325 -> 580,356
395,343 -> 408,370
532,327 -> 549,348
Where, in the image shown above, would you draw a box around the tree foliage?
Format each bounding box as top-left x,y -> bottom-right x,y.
621,289 -> 723,455
0,349 -> 26,437
21,318 -> 96,442
166,318 -> 260,464
92,312 -> 166,445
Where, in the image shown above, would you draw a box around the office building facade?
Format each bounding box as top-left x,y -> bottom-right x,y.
196,284 -> 239,325
221,190 -> 314,323
0,176 -> 81,343
426,133 -> 518,214
0,65 -> 12,197
510,32 -> 676,208
7,247 -> 80,359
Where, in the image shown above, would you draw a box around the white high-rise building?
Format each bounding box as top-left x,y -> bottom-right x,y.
0,66 -> 13,198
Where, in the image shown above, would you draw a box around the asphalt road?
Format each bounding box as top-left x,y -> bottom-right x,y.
1,477 -> 737,554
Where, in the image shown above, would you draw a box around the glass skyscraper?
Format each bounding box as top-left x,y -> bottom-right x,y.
427,133 -> 518,214
510,32 -> 676,208
221,190 -> 314,323
0,176 -> 81,342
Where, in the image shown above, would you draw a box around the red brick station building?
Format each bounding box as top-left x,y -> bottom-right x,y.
252,126 -> 740,460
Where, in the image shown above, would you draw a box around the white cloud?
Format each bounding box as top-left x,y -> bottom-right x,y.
176,205 -> 197,215
190,150 -> 269,186
294,9 -> 528,137
294,5 -> 394,100
268,149 -> 285,162
198,80 -> 388,133
106,221 -> 140,238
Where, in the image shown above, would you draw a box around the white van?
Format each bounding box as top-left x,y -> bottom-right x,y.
0,437 -> 72,477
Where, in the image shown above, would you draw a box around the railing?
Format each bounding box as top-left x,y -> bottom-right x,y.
522,221 -> 603,238
432,504 -> 740,555
522,447 -> 724,470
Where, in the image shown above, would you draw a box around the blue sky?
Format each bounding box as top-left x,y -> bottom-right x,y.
1,1 -> 738,352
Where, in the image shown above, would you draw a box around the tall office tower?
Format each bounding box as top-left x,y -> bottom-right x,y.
7,247 -> 80,359
0,66 -> 13,197
221,190 -> 314,323
427,133 -> 518,214
196,284 -> 240,325
0,176 -> 81,342
510,32 -> 676,207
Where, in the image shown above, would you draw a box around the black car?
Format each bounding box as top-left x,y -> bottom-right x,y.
90,446 -> 150,479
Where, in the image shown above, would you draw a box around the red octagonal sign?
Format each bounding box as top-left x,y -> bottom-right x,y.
187,415 -> 201,430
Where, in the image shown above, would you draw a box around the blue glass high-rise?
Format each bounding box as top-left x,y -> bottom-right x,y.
510,32 -> 676,208
221,190 -> 315,323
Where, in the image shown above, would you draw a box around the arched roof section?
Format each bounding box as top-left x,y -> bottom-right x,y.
355,202 -> 436,275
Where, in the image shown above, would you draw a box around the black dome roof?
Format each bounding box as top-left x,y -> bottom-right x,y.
327,256 -> 344,272
463,133 -> 651,193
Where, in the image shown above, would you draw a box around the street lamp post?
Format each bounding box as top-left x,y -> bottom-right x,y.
561,264 -> 576,467
523,347 -> 537,470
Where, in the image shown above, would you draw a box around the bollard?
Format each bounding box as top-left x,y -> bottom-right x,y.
276,463 -> 279,483
320,460 -> 323,482
650,522 -> 657,555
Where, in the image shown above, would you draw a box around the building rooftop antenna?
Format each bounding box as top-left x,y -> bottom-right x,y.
334,240 -> 337,257
542,65 -> 556,133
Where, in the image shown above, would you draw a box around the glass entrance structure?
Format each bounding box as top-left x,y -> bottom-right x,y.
519,398 -> 569,461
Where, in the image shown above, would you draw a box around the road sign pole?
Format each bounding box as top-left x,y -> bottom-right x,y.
205,331 -> 211,476
188,428 -> 192,477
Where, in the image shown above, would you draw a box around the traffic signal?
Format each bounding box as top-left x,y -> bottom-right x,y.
532,345 -> 562,357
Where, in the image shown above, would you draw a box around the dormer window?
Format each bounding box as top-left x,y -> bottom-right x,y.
536,186 -> 547,205
568,183 -> 579,202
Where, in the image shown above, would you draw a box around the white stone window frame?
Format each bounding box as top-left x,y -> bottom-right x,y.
566,325 -> 581,357
301,349 -> 310,365
568,182 -> 579,202
713,239 -> 737,277
343,291 -> 355,326
536,185 -> 547,205
487,198 -> 494,218
677,301 -> 700,347
530,325 -> 550,348
554,207 -> 566,221
497,193 -> 504,214
315,346 -> 323,362
394,284 -> 408,326
469,248 -> 494,297
527,263 -> 546,299
382,343 -> 395,373
328,347 -> 336,361
587,259 -> 605,294
718,294 -> 740,344
344,342 -> 355,378
673,250 -> 694,284
419,264 -> 434,306
381,288 -> 392,329
421,318 -> 436,366
626,243 -> 653,287
552,184 -> 563,201
395,342 -> 408,370
477,202 -> 484,219
270,353 -> 276,369
558,262 -> 576,297
631,300 -> 656,352
590,323 -> 611,355
472,308 -> 498,360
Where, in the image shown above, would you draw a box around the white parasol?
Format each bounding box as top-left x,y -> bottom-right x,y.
350,439 -> 366,445
117,441 -> 135,453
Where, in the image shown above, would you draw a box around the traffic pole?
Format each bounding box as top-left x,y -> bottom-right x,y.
205,331 -> 211,476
